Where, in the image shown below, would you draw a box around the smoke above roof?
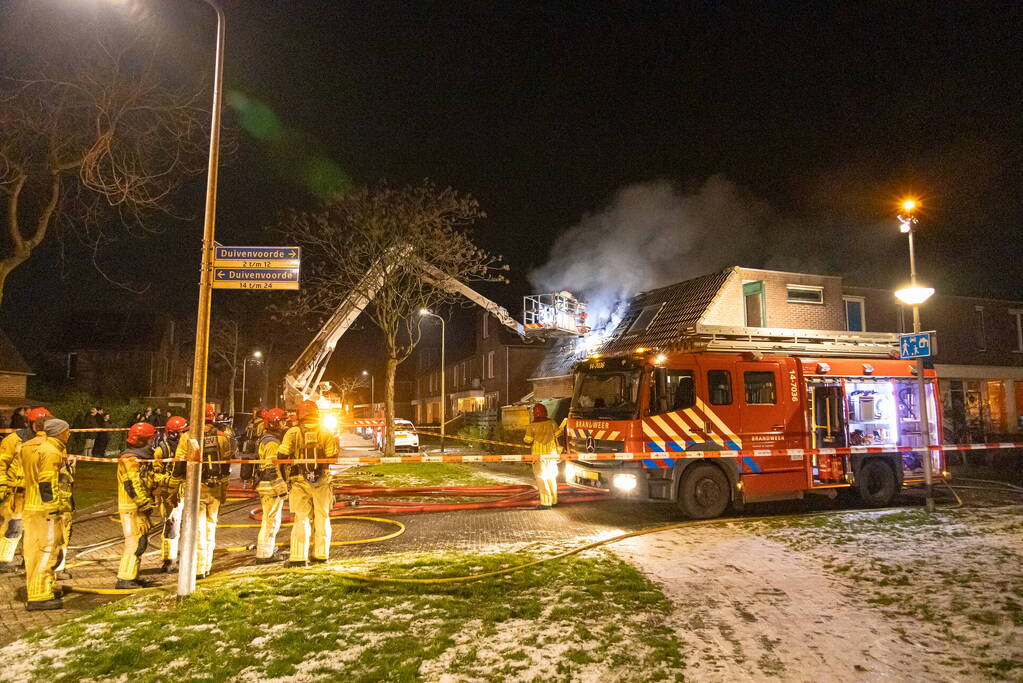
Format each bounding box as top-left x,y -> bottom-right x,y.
530,175 -> 780,321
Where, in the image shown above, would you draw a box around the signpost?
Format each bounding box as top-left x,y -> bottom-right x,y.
212,246 -> 301,290
899,331 -> 936,360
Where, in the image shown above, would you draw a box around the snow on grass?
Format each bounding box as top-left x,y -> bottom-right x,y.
0,550 -> 686,683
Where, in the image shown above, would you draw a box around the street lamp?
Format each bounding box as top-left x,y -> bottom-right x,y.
176,0 -> 226,600
420,309 -> 445,452
895,198 -> 935,512
240,350 -> 262,416
362,370 -> 375,407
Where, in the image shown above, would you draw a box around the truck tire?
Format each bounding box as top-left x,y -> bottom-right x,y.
857,459 -> 897,507
678,463 -> 730,519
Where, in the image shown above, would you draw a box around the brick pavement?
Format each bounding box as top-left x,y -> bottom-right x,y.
0,461 -> 674,646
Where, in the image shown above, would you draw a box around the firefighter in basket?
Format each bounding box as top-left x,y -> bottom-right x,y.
20,418 -> 72,611
0,407 -> 51,574
115,422 -> 159,589
279,400 -> 337,567
153,415 -> 188,573
172,403 -> 232,579
524,403 -> 563,510
255,408 -> 289,563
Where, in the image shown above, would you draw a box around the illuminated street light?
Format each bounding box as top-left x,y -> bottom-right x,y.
419,309 -> 445,452
894,285 -> 935,306
895,196 -> 935,511
362,369 -> 375,407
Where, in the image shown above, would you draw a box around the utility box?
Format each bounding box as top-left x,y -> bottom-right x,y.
523,292 -> 589,336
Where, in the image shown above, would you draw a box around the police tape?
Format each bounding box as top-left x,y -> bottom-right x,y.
65,440 -> 1023,466
0,427 -> 130,434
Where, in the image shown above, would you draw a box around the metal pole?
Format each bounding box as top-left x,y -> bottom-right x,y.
907,226 -> 935,512
440,316 -> 445,453
178,0 -> 225,600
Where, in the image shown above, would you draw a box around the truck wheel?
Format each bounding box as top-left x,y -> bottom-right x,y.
857,459 -> 896,507
678,463 -> 730,519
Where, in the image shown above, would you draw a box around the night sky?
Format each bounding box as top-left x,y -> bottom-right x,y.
3,1 -> 1022,377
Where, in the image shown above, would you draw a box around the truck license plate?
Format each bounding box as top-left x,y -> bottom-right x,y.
578,470 -> 599,481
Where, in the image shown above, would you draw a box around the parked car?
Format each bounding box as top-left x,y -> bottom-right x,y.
375,419 -> 420,453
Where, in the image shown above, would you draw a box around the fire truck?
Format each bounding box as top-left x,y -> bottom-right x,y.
564,325 -> 943,518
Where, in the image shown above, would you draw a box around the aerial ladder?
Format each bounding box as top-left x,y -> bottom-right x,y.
282,253 -> 586,407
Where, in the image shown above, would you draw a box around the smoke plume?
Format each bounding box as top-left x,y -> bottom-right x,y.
530,175 -> 782,321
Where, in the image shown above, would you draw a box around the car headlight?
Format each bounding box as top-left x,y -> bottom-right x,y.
612,473 -> 637,491
564,462 -> 578,481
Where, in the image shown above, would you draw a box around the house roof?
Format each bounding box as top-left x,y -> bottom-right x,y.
531,268 -> 734,379
0,329 -> 33,375
599,268 -> 732,355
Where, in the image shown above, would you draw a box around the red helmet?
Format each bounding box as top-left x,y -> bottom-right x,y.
27,407 -> 52,423
263,408 -> 287,427
532,403 -> 548,420
127,422 -> 157,446
204,403 -> 216,423
166,416 -> 189,433
297,399 -> 318,421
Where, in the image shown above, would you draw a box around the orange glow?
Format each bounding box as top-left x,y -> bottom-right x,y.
901,198 -> 918,212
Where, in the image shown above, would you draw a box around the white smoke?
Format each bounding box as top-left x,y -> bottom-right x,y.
531,175 -> 774,321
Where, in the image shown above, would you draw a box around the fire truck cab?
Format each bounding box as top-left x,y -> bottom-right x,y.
565,347 -> 942,518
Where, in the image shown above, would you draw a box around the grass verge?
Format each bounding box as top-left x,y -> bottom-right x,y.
345,462 -> 515,489
1,550 -> 685,683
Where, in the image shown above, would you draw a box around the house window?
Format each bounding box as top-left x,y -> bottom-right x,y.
786,284 -> 824,305
482,315 -> 489,339
486,351 -> 495,379
1011,310 -> 1023,352
744,371 -> 776,404
627,303 -> 664,335
708,370 -> 732,405
975,306 -> 986,350
844,297 -> 866,332
66,352 -> 78,380
743,281 -> 766,327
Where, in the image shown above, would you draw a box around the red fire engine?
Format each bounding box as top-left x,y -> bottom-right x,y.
564,330 -> 942,518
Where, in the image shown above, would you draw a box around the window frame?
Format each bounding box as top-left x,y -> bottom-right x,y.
743,281 -> 766,327
707,369 -> 733,405
1011,309 -> 1023,353
626,303 -> 664,336
843,296 -> 866,332
486,350 -> 495,379
650,368 -> 696,415
743,370 -> 777,405
975,305 -> 986,351
786,284 -> 825,305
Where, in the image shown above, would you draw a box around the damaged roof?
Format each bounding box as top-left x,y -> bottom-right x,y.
531,268 -> 732,379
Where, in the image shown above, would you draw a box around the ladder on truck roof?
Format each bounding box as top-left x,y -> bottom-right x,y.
675,324 -> 900,358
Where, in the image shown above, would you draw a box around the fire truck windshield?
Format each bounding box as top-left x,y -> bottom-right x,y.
571,369 -> 641,419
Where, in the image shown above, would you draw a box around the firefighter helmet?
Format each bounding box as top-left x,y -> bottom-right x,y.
165,416 -> 189,433
532,403 -> 548,420
204,403 -> 216,423
297,400 -> 318,421
127,422 -> 157,446
263,408 -> 287,427
27,407 -> 52,423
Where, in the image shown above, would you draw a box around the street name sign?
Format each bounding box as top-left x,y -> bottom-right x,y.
212,246 -> 300,290
899,331 -> 937,359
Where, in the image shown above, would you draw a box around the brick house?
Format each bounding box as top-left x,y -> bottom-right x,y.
530,266 -> 1023,440
412,310 -> 551,425
0,328 -> 33,413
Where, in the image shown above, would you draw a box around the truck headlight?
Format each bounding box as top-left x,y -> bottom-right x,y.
321,414 -> 338,432
564,462 -> 578,481
612,473 -> 637,491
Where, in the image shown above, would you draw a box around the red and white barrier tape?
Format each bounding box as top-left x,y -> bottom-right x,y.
65,441 -> 1023,466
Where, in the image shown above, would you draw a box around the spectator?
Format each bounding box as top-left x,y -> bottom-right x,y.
9,407 -> 27,430
93,409 -> 111,456
149,407 -> 164,427
82,407 -> 99,457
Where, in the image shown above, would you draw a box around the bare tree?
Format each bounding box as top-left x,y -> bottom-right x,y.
0,5 -> 209,305
279,182 -> 505,454
210,318 -> 241,415
329,374 -> 370,410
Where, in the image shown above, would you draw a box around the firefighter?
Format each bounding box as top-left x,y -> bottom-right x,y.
279,400 -> 337,566
524,403 -> 563,509
21,418 -> 72,610
254,408 -> 289,563
154,416 -> 188,573
172,403 -> 232,579
0,407 -> 51,573
115,422 -> 158,589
